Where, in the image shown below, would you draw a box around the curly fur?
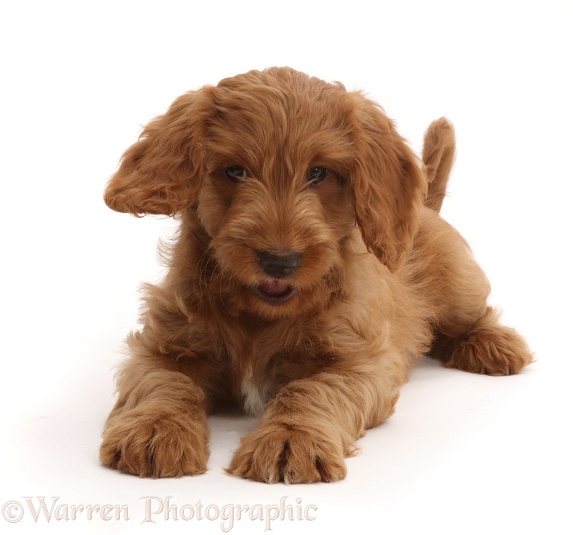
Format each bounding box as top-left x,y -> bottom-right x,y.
100,67 -> 532,483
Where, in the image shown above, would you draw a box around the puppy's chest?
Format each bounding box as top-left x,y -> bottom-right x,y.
227,331 -> 326,417
232,342 -> 285,418
240,368 -> 272,417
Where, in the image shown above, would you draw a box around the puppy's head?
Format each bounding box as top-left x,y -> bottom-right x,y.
105,68 -> 425,318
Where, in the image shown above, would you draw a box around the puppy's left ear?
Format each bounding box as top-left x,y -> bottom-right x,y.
104,88 -> 214,216
351,95 -> 426,272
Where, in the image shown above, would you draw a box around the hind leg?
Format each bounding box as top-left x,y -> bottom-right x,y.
431,307 -> 532,376
417,212 -> 533,375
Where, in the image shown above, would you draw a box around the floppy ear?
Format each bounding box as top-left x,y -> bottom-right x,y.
350,95 -> 426,272
104,88 -> 214,215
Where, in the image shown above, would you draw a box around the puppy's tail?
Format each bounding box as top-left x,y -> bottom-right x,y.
422,117 -> 456,213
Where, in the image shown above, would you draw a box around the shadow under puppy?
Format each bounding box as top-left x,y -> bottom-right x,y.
101,67 -> 532,483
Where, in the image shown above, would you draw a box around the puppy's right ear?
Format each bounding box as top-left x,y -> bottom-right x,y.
104,88 -> 214,216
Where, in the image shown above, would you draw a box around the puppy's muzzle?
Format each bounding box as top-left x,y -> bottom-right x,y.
257,250 -> 302,279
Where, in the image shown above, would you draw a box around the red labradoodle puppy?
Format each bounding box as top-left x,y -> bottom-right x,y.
100,67 -> 532,483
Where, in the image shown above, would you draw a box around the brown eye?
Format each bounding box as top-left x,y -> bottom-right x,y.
224,166 -> 247,183
307,167 -> 329,187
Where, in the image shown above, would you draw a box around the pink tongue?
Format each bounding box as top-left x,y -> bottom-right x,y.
258,280 -> 292,296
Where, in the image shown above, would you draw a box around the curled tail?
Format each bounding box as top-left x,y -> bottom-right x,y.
422,117 -> 456,213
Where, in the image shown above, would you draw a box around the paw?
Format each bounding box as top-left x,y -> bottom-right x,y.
444,324 -> 533,376
100,406 -> 209,478
227,424 -> 347,484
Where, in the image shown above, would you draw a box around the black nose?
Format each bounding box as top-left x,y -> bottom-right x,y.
257,250 -> 302,279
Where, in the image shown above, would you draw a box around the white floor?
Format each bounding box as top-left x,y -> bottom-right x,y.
2,1 -> 572,534
3,352 -> 569,534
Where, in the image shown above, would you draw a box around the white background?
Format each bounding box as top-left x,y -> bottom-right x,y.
1,1 -> 572,533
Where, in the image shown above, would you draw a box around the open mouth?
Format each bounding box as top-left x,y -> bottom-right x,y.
254,280 -> 297,303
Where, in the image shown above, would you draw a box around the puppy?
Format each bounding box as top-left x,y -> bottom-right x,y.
100,67 -> 532,483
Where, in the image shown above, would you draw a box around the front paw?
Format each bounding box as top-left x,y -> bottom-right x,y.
227,424 -> 347,484
100,406 -> 209,478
